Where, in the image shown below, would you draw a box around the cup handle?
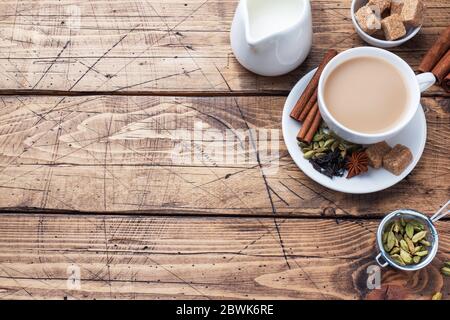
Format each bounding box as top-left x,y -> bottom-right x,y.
416,72 -> 436,92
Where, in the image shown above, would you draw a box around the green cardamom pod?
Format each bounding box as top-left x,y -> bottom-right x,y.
386,231 -> 396,252
393,222 -> 401,233
405,223 -> 414,239
432,292 -> 442,300
391,254 -> 405,266
414,250 -> 428,257
411,221 -> 425,231
399,239 -> 409,252
314,152 -> 326,159
406,238 -> 415,253
413,256 -> 421,264
382,231 -> 388,244
303,150 -> 315,159
412,231 -> 427,243
400,249 -> 412,264
331,141 -> 340,152
400,217 -> 406,227
440,267 -> 450,277
323,139 -> 335,148
314,147 -> 326,153
298,142 -> 309,148
313,134 -> 324,142
390,247 -> 400,255
420,240 -> 431,247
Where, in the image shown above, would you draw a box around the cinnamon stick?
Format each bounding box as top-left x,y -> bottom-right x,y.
418,26 -> 450,73
290,49 -> 337,120
304,110 -> 323,145
297,102 -> 319,142
442,73 -> 450,93
431,50 -> 450,84
299,89 -> 318,121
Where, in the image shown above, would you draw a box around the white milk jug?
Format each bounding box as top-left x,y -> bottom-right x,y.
230,0 -> 313,76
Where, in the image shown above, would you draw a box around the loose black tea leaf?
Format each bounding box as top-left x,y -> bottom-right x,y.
309,149 -> 347,178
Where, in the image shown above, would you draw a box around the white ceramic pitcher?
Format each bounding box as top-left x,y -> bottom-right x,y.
230,0 -> 312,76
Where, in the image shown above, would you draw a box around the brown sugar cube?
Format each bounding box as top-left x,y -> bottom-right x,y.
366,141 -> 392,169
383,144 -> 413,176
355,5 -> 381,35
401,0 -> 424,27
381,14 -> 406,40
368,0 -> 392,13
391,0 -> 404,15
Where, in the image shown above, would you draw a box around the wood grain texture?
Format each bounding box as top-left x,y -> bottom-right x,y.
0,0 -> 448,94
0,0 -> 449,301
0,95 -> 447,216
0,214 -> 448,300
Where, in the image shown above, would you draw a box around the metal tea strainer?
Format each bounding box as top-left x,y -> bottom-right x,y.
375,200 -> 450,271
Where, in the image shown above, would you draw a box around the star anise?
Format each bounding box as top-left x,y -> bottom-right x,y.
346,151 -> 369,179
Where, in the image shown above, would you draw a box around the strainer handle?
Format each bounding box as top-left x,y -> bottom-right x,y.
375,253 -> 389,268
430,199 -> 450,223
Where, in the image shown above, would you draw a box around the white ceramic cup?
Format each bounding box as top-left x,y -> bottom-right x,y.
317,47 -> 435,145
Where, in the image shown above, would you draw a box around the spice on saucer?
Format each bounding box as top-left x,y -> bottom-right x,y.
382,218 -> 431,266
309,149 -> 347,179
290,49 -> 337,122
298,125 -> 364,179
366,141 -> 392,168
291,49 -> 337,144
382,144 -> 413,175
346,151 -> 369,179
297,102 -> 322,144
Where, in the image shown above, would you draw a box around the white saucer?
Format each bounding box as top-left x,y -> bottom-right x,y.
282,68 -> 427,194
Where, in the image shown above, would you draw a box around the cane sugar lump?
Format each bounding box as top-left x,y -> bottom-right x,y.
383,144 -> 413,175
401,0 -> 424,27
391,0 -> 404,15
368,0 -> 392,13
355,5 -> 381,35
366,141 -> 392,169
381,14 -> 406,40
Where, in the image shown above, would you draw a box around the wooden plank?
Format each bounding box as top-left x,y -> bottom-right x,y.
0,95 -> 448,217
0,214 -> 447,300
0,0 -> 448,93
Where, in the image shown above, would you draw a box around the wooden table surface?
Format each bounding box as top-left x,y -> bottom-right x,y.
0,0 -> 448,300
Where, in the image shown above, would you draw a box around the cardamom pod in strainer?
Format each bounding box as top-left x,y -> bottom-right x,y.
382,218 -> 431,266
